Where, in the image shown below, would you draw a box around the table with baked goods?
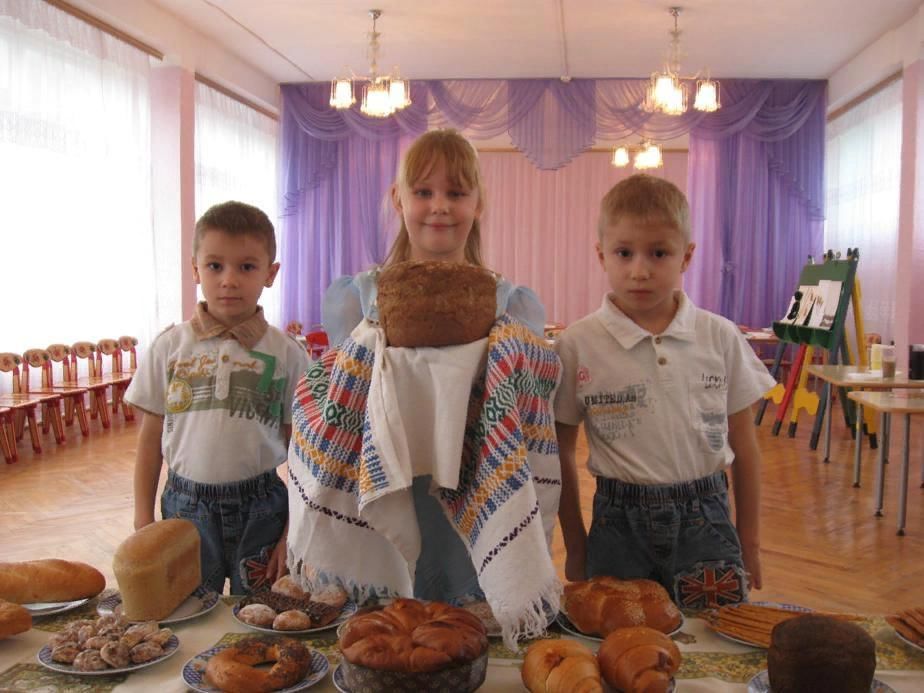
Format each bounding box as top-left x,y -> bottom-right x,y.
2,591 -> 924,692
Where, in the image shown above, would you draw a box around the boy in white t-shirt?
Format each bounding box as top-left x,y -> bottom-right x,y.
554,175 -> 775,608
126,201 -> 309,595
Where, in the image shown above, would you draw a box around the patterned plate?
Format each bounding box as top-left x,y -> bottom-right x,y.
182,643 -> 329,693
556,610 -> 684,642
332,663 -> 349,693
233,599 -> 358,635
23,597 -> 91,617
747,669 -> 895,692
895,630 -> 924,654
709,602 -> 811,649
96,585 -> 220,624
37,634 -> 179,676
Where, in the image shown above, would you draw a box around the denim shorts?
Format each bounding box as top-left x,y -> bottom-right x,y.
161,469 -> 287,596
586,470 -> 747,609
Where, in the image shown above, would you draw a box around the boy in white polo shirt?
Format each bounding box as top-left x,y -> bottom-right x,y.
126,201 -> 309,595
554,175 -> 775,608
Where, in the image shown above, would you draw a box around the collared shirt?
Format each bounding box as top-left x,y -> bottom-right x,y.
554,291 -> 775,484
189,301 -> 268,350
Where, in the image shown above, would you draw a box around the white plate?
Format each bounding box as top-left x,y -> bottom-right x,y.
747,669 -> 895,692
332,663 -> 349,693
23,597 -> 91,617
233,599 -> 358,635
37,634 -> 179,675
556,610 -> 684,642
96,585 -> 220,624
895,629 -> 924,653
709,602 -> 811,649
182,642 -> 329,693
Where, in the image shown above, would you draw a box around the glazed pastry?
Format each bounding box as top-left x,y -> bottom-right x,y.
120,621 -> 159,648
72,649 -> 108,672
51,643 -> 80,664
129,640 -> 165,664
143,627 -> 174,647
100,641 -> 131,668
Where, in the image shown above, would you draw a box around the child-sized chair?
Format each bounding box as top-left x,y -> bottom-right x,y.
68,342 -> 111,429
45,344 -> 93,434
0,352 -> 64,462
21,348 -> 89,439
96,338 -> 134,422
0,407 -> 16,464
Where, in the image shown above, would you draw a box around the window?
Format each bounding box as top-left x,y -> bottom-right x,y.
195,81 -> 280,326
825,77 -> 902,341
0,3 -> 165,359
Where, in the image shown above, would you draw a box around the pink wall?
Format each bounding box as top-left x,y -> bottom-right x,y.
479,149 -> 688,327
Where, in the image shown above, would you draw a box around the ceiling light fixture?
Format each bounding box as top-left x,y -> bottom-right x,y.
330,9 -> 411,118
641,7 -> 720,116
611,141 -> 664,170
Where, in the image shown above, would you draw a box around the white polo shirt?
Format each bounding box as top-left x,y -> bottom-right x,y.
554,292 -> 776,484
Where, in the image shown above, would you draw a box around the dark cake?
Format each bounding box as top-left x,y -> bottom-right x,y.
767,614 -> 876,693
377,261 -> 497,348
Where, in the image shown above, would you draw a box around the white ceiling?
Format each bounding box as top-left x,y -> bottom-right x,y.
139,0 -> 921,83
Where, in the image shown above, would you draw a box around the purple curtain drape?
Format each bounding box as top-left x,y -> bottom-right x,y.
279,78 -> 825,329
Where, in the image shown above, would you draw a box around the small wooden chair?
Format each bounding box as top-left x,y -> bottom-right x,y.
69,342 -> 111,429
22,347 -> 90,437
46,344 -> 95,434
118,336 -> 138,372
96,338 -> 134,422
0,407 -> 17,464
0,352 -> 64,460
21,348 -> 89,439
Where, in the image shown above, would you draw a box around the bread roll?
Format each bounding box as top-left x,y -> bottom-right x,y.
377,261 -> 497,348
521,639 -> 603,693
0,559 -> 105,604
597,626 -> 681,693
113,519 -> 201,621
0,599 -> 32,639
563,576 -> 681,638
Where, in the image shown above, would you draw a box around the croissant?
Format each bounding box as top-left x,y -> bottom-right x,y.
521,639 -> 603,693
563,577 -> 682,637
597,626 -> 681,693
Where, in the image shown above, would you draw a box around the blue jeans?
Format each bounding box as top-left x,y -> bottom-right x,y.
586,470 -> 748,609
161,469 -> 287,595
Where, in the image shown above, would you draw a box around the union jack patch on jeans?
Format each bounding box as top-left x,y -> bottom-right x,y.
674,560 -> 747,609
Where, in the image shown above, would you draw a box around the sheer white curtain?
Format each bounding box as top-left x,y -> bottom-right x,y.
194,82 -> 281,327
825,78 -> 903,342
0,0 -> 160,359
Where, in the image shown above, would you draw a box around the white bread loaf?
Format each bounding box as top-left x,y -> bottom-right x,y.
113,519 -> 201,621
0,559 -> 105,604
0,599 -> 32,639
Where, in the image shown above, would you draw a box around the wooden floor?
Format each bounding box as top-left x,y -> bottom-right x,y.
1,403 -> 922,615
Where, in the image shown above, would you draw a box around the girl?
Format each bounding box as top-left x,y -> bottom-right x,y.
320,130 -> 548,605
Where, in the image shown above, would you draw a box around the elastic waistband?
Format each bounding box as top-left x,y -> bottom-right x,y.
165,469 -> 282,501
596,469 -> 728,503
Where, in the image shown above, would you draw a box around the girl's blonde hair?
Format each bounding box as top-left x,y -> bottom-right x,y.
384,129 -> 486,266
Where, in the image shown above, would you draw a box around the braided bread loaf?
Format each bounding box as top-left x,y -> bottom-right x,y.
597,626 -> 681,693
563,576 -> 682,637
339,598 -> 488,673
521,639 -> 603,693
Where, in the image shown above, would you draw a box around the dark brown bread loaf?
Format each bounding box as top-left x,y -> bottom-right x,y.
768,614 -> 876,693
377,261 -> 497,347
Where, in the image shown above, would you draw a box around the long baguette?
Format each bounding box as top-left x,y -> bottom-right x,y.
0,559 -> 105,604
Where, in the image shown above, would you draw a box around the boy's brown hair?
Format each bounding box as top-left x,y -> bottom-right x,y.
194,201 -> 277,262
385,129 -> 486,267
598,174 -> 691,243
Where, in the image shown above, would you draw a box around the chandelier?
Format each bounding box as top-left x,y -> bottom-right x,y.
330,9 -> 411,118
642,7 -> 720,115
611,141 -> 663,170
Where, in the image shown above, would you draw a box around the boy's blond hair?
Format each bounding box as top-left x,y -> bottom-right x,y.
385,129 -> 486,267
598,174 -> 691,243
194,201 -> 277,262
